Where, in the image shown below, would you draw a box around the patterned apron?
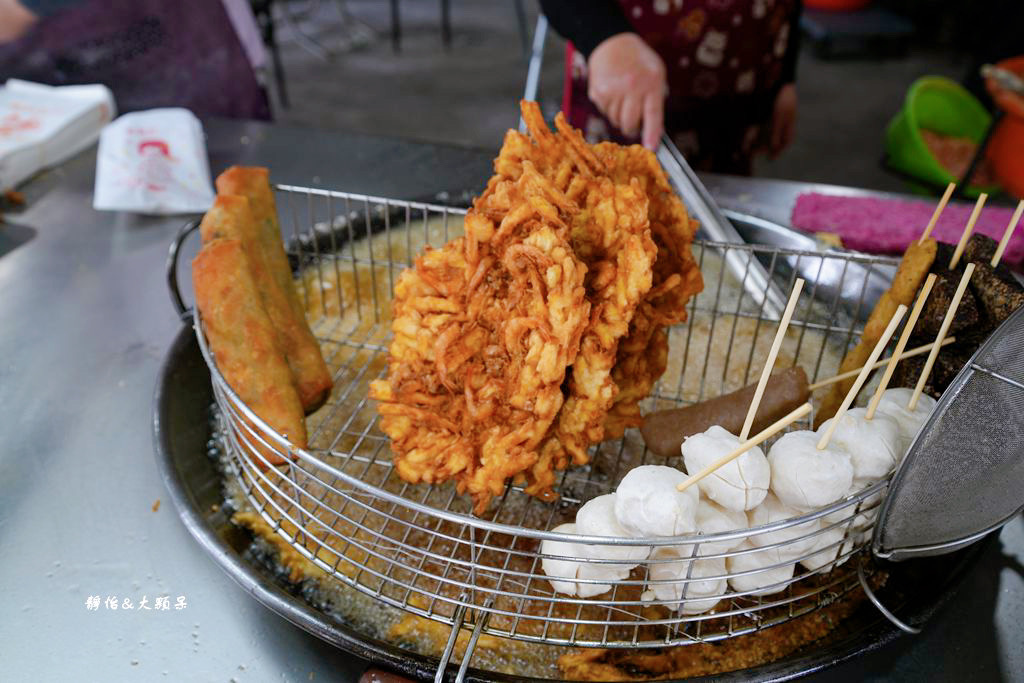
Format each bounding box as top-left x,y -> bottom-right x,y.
564,0 -> 797,174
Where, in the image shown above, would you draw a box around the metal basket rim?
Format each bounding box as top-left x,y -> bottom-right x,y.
191,185 -> 897,548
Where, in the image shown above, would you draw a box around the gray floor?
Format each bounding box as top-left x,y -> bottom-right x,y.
269,0 -> 968,194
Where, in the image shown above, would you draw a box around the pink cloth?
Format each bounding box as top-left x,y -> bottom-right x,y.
791,193 -> 1024,266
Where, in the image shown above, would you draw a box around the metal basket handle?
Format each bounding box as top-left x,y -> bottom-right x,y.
166,218 -> 201,322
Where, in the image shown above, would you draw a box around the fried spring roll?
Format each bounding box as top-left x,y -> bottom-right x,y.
214,166 -> 332,412
193,238 -> 307,467
199,193 -> 332,412
640,367 -> 809,458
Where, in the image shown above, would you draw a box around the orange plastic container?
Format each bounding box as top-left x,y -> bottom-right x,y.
986,56 -> 1024,199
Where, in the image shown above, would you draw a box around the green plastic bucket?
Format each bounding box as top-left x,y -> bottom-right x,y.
886,76 -> 999,197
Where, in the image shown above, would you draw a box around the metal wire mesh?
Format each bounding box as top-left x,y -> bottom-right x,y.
196,183 -> 901,649
876,306 -> 1024,557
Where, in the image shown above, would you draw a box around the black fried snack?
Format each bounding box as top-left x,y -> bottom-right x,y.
968,261 -> 1024,326
890,343 -> 974,399
963,233 -> 999,265
932,241 -> 957,272
891,234 -> 1023,399
914,268 -> 981,338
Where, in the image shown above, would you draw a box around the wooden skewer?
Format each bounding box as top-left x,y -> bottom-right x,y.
807,335 -> 956,391
739,279 -> 804,440
991,199 -> 1024,268
909,263 -> 976,411
866,274 -> 938,420
817,305 -> 907,450
676,402 -> 812,493
919,182 -> 956,244
949,193 -> 988,270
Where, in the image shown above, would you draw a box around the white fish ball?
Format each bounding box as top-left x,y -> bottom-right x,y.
576,494 -> 650,570
693,500 -> 749,556
768,430 -> 854,510
818,407 -> 901,482
747,492 -> 821,559
682,425 -> 770,511
799,526 -> 857,572
726,540 -> 796,597
615,465 -> 699,537
876,387 -> 938,452
643,547 -> 727,615
540,523 -> 585,595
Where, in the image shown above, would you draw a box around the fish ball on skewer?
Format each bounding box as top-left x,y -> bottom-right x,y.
615,465 -> 699,537
643,548 -> 727,615
817,407 -> 902,482
875,387 -> 938,452
726,540 -> 796,597
768,430 -> 854,510
681,425 -> 770,511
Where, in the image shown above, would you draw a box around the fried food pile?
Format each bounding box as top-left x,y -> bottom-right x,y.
193,167 -> 334,466
370,102 -> 702,512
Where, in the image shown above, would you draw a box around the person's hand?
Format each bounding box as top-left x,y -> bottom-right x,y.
768,83 -> 797,159
0,0 -> 37,44
587,33 -> 666,150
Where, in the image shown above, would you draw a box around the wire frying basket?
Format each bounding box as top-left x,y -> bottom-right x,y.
188,182 -> 904,673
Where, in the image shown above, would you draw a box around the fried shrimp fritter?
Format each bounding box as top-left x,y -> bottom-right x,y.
369,163 -> 590,512
372,101 -> 701,510
595,142 -> 704,438
486,104 -> 658,499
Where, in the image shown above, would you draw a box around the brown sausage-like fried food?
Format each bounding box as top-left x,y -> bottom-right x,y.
815,237 -> 936,426
641,367 -> 809,458
192,238 -> 308,466
215,166 -> 332,412
199,194 -> 333,413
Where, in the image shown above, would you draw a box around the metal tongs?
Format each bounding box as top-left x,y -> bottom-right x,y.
657,136 -> 788,319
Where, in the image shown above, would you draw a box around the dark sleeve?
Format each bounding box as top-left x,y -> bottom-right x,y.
538,0 -> 633,58
19,0 -> 79,17
780,0 -> 802,84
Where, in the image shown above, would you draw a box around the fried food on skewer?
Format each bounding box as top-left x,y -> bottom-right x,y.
814,237 -> 936,426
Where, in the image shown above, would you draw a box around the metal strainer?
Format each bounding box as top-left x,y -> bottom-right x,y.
873,305 -> 1024,562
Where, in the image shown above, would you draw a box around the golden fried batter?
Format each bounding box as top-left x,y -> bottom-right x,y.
369,163 -> 590,512
373,101 -> 702,510
491,103 -> 660,497
594,141 -> 704,438
814,237 -> 937,426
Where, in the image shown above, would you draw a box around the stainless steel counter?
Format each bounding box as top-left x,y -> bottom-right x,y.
0,118 -> 1020,682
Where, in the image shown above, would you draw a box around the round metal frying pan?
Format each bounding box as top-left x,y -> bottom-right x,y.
153,322 -> 988,682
